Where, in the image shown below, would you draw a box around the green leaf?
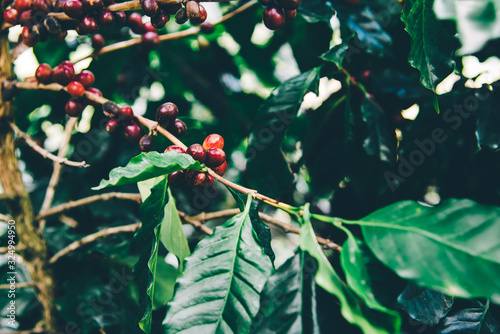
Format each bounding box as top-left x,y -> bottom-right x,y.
93,151 -> 203,190
340,232 -> 403,321
160,187 -> 190,273
341,199 -> 500,303
320,43 -> 350,69
433,0 -> 500,54
162,194 -> 273,333
298,0 -> 335,24
152,261 -> 179,310
246,68 -> 320,198
401,0 -> 457,92
226,187 -> 275,263
437,300 -> 499,334
251,249 -> 320,333
135,178 -> 170,334
299,204 -> 402,334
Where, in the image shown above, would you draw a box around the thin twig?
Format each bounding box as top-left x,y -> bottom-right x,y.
38,118 -> 78,231
36,192 -> 142,220
0,282 -> 35,289
10,123 -> 89,168
0,245 -> 26,253
49,223 -> 141,264
177,210 -> 213,235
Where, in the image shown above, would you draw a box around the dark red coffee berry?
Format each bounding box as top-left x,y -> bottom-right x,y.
139,135 -> 154,152
13,0 -> 32,12
168,119 -> 187,138
141,31 -> 159,49
168,170 -> 185,187
21,26 -> 38,47
263,6 -> 285,30
79,16 -> 98,34
86,87 -> 102,96
35,63 -> 52,84
99,11 -> 114,27
189,3 -> 206,25
144,21 -> 156,31
185,170 -> 206,187
285,9 -> 296,21
60,60 -> 74,69
202,134 -> 224,150
141,0 -> 158,17
113,11 -> 126,25
76,70 -> 94,88
123,121 -> 143,143
277,0 -> 301,10
119,106 -> 134,121
186,143 -> 206,163
65,99 -> 84,117
106,118 -> 121,134
156,102 -> 178,127
204,174 -> 215,188
205,147 -> 225,167
174,7 -> 187,24
212,160 -> 227,176
3,9 -> 19,25
18,9 -> 33,26
82,0 -> 103,13
164,145 -> 186,154
128,12 -> 146,34
67,81 -> 85,97
32,0 -> 51,12
63,0 -> 83,18
102,101 -> 120,117
92,34 -> 105,50
200,22 -> 214,34
151,9 -> 168,29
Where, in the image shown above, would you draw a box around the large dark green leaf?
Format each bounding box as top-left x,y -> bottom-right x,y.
251,249 -> 319,333
299,204 -> 402,334
162,194 -> 273,333
437,300 -> 499,334
298,0 -> 335,24
433,0 -> 500,54
340,199 -> 500,304
397,284 -> 454,326
401,0 -> 457,92
246,68 -> 320,198
93,151 -> 203,190
320,43 -> 350,69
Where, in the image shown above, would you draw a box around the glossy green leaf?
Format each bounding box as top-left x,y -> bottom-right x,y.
320,43 -> 350,69
93,151 -> 203,190
160,187 -> 190,273
162,194 -> 273,333
299,204 -> 402,334
401,0 -> 457,92
437,300 -> 499,334
251,249 -> 320,333
340,232 -> 402,322
433,0 -> 500,54
246,68 -> 320,198
152,261 -> 179,310
341,199 -> 500,303
135,178 -> 169,334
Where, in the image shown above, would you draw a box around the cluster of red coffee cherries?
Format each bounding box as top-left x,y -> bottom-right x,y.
34,61 -> 102,118
166,134 -> 227,189
258,0 -> 300,30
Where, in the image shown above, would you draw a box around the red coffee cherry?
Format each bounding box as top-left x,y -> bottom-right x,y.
141,31 -> 159,49
123,121 -> 143,143
263,6 -> 285,30
52,64 -> 75,85
32,0 -> 51,12
205,147 -> 225,168
186,143 -> 206,163
164,145 -> 186,154
3,9 -> 19,25
79,16 -> 98,34
21,26 -> 38,47
35,63 -> 52,84
92,34 -> 105,51
63,0 -> 84,18
185,169 -> 206,187
65,99 -> 84,117
76,70 -> 94,88
86,87 -> 102,96
151,9 -> 169,29
168,170 -> 186,187
189,4 -> 207,25
106,118 -> 121,134
212,160 -> 227,176
119,106 -> 134,121
113,11 -> 126,25
99,11 -> 114,27
18,9 -> 33,26
202,134 -> 224,150
67,81 -> 85,97
156,102 -> 178,127
141,0 -> 158,17
285,10 -> 296,21
204,174 -> 215,188
13,0 -> 32,12
128,12 -> 146,34
139,135 -> 154,152
168,119 -> 187,138
200,22 -> 214,34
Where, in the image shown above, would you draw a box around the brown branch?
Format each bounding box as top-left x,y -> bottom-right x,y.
0,282 -> 35,289
0,245 -> 26,253
10,123 -> 89,168
177,210 -> 213,235
38,117 -> 78,231
36,192 -> 142,220
49,222 -> 141,264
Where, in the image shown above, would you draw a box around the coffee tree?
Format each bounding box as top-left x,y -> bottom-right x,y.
0,0 -> 499,332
